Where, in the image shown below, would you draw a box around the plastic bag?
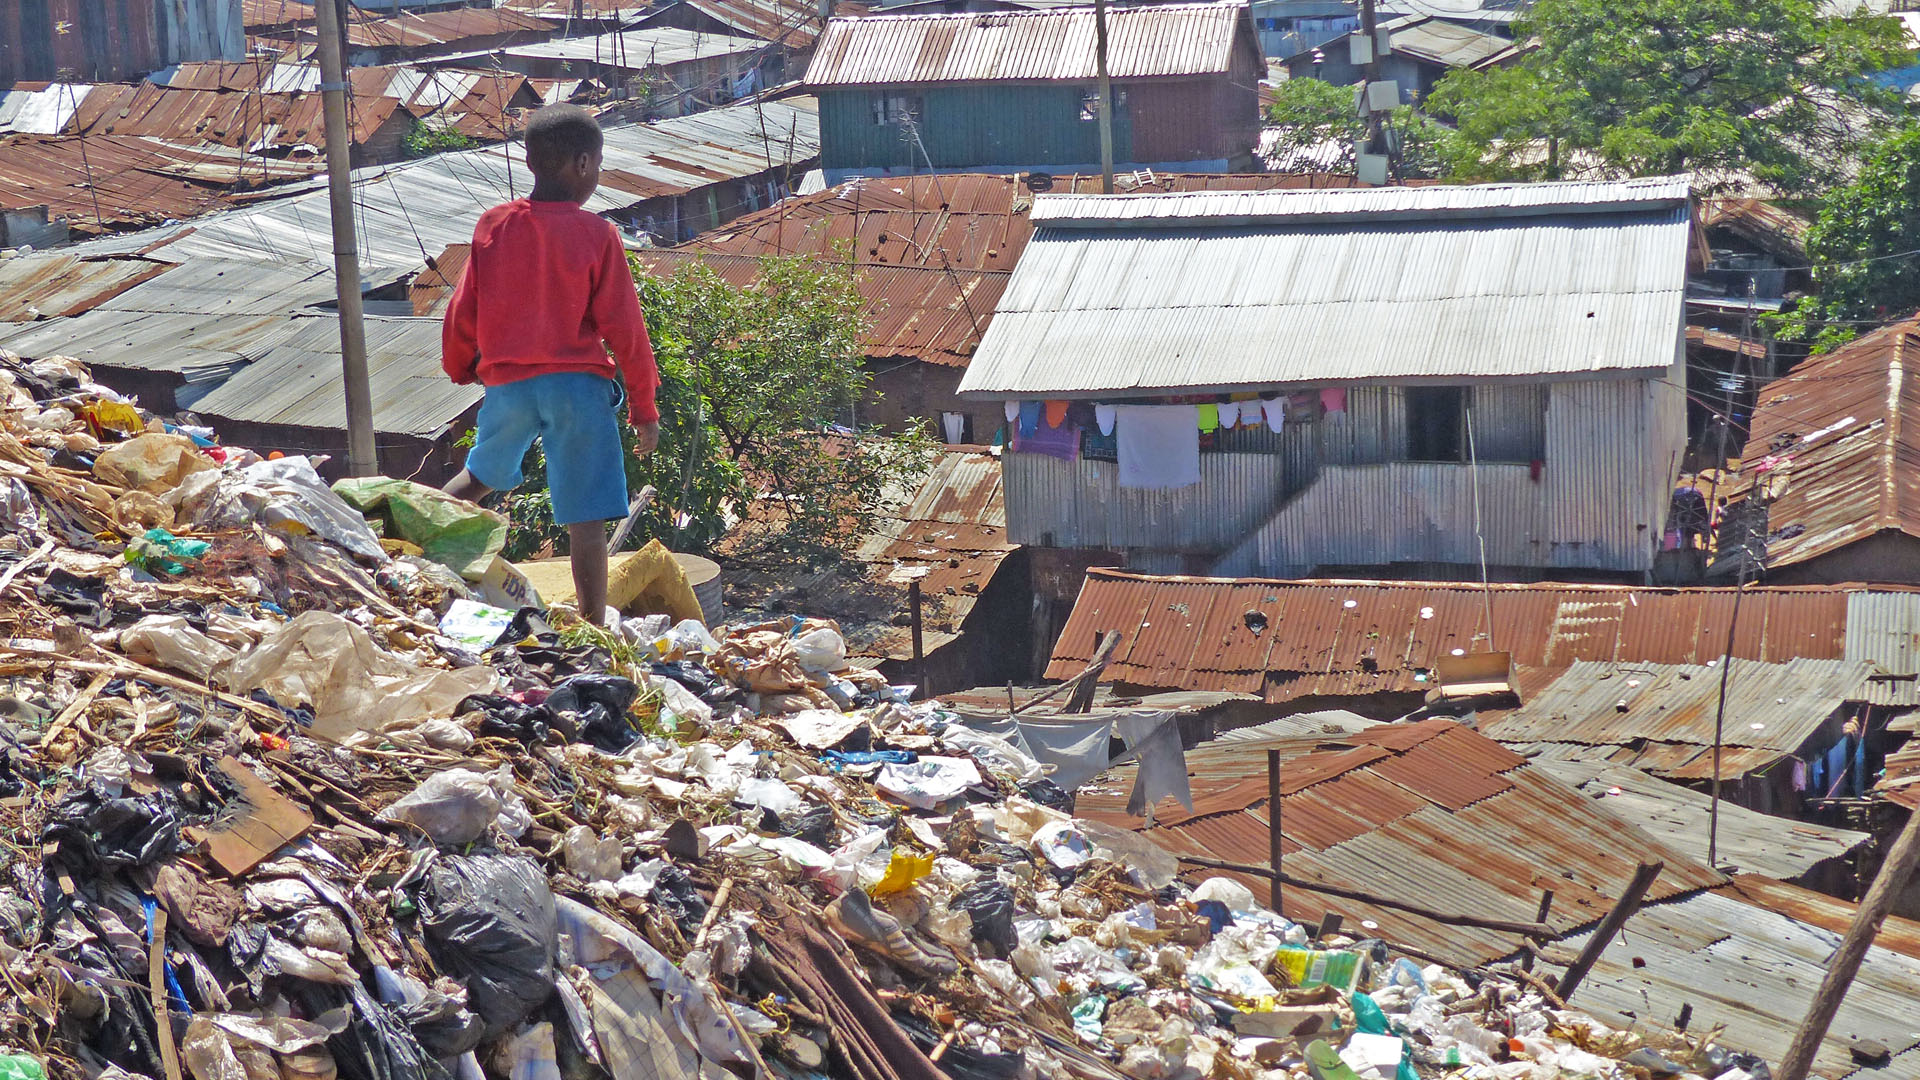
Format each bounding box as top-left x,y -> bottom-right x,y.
331,477 -> 507,580
870,850 -> 935,896
437,599 -> 517,651
93,432 -> 217,494
379,766 -> 525,846
417,854 -> 558,1035
0,1057 -> 45,1080
951,878 -> 1019,956
125,527 -> 210,576
121,614 -> 237,681
792,627 -> 847,673
191,458 -> 387,562
545,674 -> 640,752
876,756 -> 982,810
562,825 -> 623,883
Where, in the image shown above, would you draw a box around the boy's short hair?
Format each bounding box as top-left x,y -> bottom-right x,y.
525,104 -> 603,173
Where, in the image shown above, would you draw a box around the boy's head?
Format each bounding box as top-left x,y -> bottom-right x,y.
525,104 -> 603,203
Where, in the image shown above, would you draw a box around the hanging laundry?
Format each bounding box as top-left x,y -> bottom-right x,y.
1003,401 -> 1019,423
1013,420 -> 1079,462
1115,405 -> 1201,490
1018,401 -> 1041,437
1217,401 -> 1240,428
1197,404 -> 1219,432
1262,398 -> 1286,434
1044,400 -> 1069,428
1321,388 -> 1347,414
1095,404 -> 1117,436
940,412 -> 966,445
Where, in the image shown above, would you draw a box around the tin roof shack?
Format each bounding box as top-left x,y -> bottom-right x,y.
633,0 -> 859,82
1080,718 -> 1920,1078
481,28 -> 768,117
959,177 -> 1692,581
1712,318 -> 1920,586
1280,15 -> 1522,104
1477,659 -> 1902,819
1046,570 -> 1920,712
0,0 -> 243,82
804,3 -> 1265,180
0,134 -> 321,239
254,7 -> 556,66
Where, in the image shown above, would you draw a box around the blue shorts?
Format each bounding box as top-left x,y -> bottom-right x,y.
464,372 -> 630,525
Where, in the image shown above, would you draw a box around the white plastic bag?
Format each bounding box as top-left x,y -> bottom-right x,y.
792,626 -> 847,672
120,614 -> 236,681
379,765 -> 525,845
876,756 -> 982,810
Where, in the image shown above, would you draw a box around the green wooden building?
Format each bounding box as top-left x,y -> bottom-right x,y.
805,3 -> 1264,180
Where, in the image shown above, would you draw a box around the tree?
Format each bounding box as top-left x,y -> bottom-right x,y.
1771,124 -> 1920,351
499,254 -> 936,564
1262,77 -> 1455,180
1427,0 -> 1908,194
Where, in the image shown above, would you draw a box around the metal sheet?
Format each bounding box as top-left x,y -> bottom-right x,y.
959,177 -> 1690,397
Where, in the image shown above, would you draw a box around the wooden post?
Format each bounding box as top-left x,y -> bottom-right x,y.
313,0 -> 378,477
1775,807 -> 1920,1080
1268,749 -> 1284,914
1093,0 -> 1114,193
1555,861 -> 1662,1003
908,579 -> 926,697
1521,890 -> 1555,971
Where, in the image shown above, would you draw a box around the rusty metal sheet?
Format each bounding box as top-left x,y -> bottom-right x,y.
1369,740 -> 1515,810
0,254 -> 174,321
0,134 -> 320,236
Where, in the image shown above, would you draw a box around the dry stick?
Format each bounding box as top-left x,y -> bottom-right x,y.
694,877 -> 736,950
41,671 -> 111,747
0,648 -> 288,727
1775,806 -> 1920,1080
1176,854 -> 1556,938
1013,631 -> 1122,716
147,907 -> 185,1080
0,538 -> 56,598
1554,861 -> 1664,1003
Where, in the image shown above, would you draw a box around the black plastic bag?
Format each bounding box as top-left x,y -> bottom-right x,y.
311,983 -> 453,1080
42,789 -> 181,873
398,987 -> 487,1060
1017,778 -> 1074,813
36,568 -> 112,628
951,879 -> 1018,957
649,661 -> 740,705
776,804 -> 836,847
648,864 -> 709,934
416,854 -> 557,1035
547,674 -> 640,752
456,694 -> 551,744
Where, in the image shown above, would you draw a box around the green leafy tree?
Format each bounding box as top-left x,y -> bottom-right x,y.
1427,0 -> 1908,194
1771,124 -> 1920,351
401,120 -> 476,158
499,253 -> 936,563
1263,77 -> 1454,179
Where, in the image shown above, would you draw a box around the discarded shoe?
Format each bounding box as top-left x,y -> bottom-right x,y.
826,886 -> 958,977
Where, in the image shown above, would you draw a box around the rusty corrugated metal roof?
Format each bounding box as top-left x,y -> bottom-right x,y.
806,2 -> 1256,86
1078,718 -> 1727,967
0,254 -> 174,322
1047,569 -> 1919,699
410,243 -> 469,316
639,0 -> 859,48
71,81 -> 403,151
688,171 -> 1365,272
0,134 -> 321,235
1716,318 -> 1920,574
634,249 -> 1006,367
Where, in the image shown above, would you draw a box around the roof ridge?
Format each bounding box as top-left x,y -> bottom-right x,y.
1886,327 -> 1905,532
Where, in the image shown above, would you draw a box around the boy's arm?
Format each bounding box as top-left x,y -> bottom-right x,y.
441,256 -> 481,384
590,230 -> 659,425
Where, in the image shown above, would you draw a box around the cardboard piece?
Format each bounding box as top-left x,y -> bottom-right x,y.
186,758 -> 314,877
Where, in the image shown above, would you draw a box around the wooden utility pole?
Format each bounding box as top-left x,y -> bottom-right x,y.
314,0 -> 379,478
1093,0 -> 1115,193
1776,807 -> 1920,1080
1555,861 -> 1662,1003
1267,749 -> 1284,913
1358,0 -> 1383,156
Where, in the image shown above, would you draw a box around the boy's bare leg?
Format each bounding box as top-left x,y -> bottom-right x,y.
444,469 -> 492,504
568,521 -> 609,626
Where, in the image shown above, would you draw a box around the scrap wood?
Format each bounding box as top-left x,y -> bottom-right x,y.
41,671 -> 111,747
145,907 -> 184,1080
183,757 -> 314,877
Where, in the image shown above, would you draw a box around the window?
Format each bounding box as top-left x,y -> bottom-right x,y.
1406,386 -> 1465,462
871,92 -> 921,126
1080,89 -> 1100,121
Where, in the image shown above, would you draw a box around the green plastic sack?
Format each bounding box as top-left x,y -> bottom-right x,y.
333,477 -> 507,581
0,1056 -> 47,1080
125,527 -> 211,576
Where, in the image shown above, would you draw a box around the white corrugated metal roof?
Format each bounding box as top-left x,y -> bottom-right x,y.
958,176 -> 1691,396
0,83 -> 92,134
806,1 -> 1253,85
70,97 -> 819,271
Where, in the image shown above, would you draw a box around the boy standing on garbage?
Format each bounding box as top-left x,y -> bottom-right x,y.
441,103 -> 658,625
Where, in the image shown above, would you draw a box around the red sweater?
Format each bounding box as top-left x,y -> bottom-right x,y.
442,199 -> 659,424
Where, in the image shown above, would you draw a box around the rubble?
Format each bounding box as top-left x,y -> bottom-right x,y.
0,350 -> 1791,1080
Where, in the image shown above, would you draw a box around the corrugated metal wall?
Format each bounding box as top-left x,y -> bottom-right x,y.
1005,451 -> 1289,551
1005,374 -> 1684,575
820,82 -> 1151,171
1844,592 -> 1920,674
0,0 -> 241,81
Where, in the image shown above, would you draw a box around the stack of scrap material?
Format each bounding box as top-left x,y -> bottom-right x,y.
0,349 -> 1785,1080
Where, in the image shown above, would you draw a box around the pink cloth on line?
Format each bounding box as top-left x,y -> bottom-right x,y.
1320,388 -> 1347,413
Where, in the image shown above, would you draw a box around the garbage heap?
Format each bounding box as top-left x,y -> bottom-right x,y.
0,353 -> 1767,1080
